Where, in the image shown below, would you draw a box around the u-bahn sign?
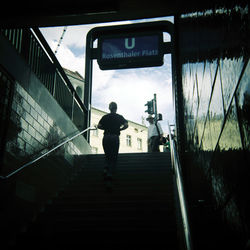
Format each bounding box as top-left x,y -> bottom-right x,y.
97,32 -> 164,70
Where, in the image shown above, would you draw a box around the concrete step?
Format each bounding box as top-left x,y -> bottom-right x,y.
20,152 -> 178,249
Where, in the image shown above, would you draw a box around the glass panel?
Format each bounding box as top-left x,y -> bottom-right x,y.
210,98 -> 245,222
197,61 -> 213,145
182,63 -> 195,115
191,73 -> 199,121
182,63 -> 190,100
219,98 -> 242,151
196,62 -> 205,98
209,69 -> 224,150
202,116 -> 213,152
220,57 -> 245,111
209,60 -> 218,87
236,60 -> 250,150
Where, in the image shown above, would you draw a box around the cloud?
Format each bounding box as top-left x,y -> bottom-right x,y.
92,61 -> 116,91
46,40 -> 85,76
40,20 -> 133,76
92,61 -> 174,132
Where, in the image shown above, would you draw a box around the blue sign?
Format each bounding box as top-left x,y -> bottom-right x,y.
98,33 -> 163,70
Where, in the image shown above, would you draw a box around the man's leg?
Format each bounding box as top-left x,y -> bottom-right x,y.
102,135 -> 111,178
148,138 -> 153,153
102,135 -> 119,178
109,135 -> 119,176
152,136 -> 160,152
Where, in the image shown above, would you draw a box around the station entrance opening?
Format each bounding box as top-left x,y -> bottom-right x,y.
83,21 -> 176,141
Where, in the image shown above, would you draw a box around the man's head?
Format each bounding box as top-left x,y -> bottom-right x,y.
109,102 -> 117,113
146,114 -> 154,124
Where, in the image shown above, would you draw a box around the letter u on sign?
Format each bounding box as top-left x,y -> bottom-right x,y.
125,38 -> 135,49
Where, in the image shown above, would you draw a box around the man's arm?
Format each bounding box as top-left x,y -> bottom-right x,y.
156,122 -> 164,143
97,117 -> 104,130
157,122 -> 163,136
120,121 -> 128,131
97,122 -> 104,130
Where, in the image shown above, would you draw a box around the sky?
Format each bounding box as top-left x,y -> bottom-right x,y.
40,16 -> 174,133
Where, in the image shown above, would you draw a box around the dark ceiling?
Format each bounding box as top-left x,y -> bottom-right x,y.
0,0 -> 245,27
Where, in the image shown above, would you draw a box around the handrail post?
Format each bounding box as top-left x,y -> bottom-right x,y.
71,91 -> 75,121
167,122 -> 193,250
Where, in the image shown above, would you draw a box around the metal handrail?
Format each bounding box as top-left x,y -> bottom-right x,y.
167,122 -> 193,250
0,126 -> 96,180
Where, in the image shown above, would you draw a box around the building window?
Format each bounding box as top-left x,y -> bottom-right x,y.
92,124 -> 98,137
126,135 -> 132,147
92,147 -> 98,154
76,86 -> 82,100
137,138 -> 142,150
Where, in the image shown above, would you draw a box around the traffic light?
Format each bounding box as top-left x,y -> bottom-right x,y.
145,100 -> 154,114
157,113 -> 163,121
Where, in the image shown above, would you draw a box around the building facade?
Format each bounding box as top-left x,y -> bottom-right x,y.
63,68 -> 85,102
90,107 -> 148,154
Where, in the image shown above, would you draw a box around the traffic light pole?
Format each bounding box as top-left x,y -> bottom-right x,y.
145,93 -> 160,123
153,93 -> 158,124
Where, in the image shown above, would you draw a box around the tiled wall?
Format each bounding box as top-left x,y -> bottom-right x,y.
0,59 -> 91,176
3,81 -> 82,174
178,6 -> 249,248
9,83 -> 81,156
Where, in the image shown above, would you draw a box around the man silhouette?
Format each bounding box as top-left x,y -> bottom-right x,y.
97,102 -> 128,189
146,114 -> 163,152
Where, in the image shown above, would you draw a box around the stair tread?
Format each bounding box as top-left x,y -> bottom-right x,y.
20,152 -> 179,248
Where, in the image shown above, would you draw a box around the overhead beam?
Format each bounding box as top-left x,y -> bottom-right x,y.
0,0 -> 245,27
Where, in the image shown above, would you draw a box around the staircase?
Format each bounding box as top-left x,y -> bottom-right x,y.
20,152 -> 179,249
